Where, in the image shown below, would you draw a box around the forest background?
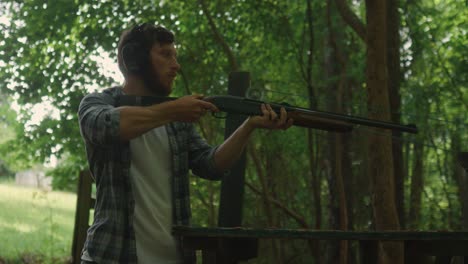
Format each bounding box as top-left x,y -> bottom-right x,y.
0,0 -> 467,263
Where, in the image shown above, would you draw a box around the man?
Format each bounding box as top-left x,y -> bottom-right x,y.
78,23 -> 292,264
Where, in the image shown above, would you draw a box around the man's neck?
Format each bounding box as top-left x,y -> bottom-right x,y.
123,76 -> 160,96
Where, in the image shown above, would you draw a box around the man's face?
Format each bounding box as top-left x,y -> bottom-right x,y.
147,42 -> 180,96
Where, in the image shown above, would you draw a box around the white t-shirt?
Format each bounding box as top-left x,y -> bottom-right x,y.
129,126 -> 181,264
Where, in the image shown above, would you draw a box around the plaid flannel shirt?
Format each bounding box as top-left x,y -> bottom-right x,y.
78,87 -> 224,264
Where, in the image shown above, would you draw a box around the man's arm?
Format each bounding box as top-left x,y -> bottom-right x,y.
119,95 -> 219,141
79,94 -> 176,144
214,104 -> 293,171
79,93 -> 219,145
78,93 -> 122,146
118,104 -> 174,141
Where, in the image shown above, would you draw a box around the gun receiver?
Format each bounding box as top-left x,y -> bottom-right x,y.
116,95 -> 418,134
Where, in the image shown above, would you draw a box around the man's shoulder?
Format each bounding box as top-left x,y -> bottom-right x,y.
91,86 -> 123,99
80,86 -> 123,106
101,86 -> 124,96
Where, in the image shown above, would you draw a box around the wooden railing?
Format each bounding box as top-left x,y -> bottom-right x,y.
172,225 -> 468,264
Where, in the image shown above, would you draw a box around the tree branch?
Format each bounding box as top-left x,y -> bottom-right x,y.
199,0 -> 239,71
334,0 -> 366,41
245,181 -> 309,229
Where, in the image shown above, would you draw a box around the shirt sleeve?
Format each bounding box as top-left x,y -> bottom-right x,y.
78,92 -> 121,146
187,124 -> 225,180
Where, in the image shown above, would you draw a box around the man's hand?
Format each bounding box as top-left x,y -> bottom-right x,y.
246,104 -> 293,130
164,94 -> 219,122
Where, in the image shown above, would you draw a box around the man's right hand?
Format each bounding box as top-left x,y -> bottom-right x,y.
118,94 -> 217,141
163,94 -> 219,122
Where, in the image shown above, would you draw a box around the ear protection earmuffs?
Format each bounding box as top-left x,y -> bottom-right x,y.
122,23 -> 150,75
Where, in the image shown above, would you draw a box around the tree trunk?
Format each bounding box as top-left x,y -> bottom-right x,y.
303,1 -> 323,262
452,133 -> 468,230
365,0 -> 403,263
408,143 -> 424,229
342,133 -> 356,264
325,1 -> 350,263
387,0 -> 405,229
308,130 -> 323,264
248,146 -> 281,262
326,134 -> 348,264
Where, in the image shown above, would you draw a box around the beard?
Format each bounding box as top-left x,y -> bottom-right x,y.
142,66 -> 172,96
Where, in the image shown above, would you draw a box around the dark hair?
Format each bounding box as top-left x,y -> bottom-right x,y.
117,23 -> 175,78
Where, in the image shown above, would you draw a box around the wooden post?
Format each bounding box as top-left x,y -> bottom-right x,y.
218,71 -> 250,228
71,170 -> 95,264
213,72 -> 258,263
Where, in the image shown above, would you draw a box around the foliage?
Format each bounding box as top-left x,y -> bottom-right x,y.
401,0 -> 468,229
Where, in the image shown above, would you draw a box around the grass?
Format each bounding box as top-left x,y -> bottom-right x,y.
0,178 -> 76,263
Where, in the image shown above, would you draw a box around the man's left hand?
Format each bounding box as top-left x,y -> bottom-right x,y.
246,104 -> 293,130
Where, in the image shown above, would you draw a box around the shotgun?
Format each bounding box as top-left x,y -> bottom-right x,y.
116,95 -> 418,134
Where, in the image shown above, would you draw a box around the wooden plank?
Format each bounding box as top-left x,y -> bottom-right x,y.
174,226 -> 468,263
359,240 -> 378,264
434,256 -> 452,264
181,236 -> 258,263
173,226 -> 468,241
182,236 -> 219,250
406,240 -> 468,256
